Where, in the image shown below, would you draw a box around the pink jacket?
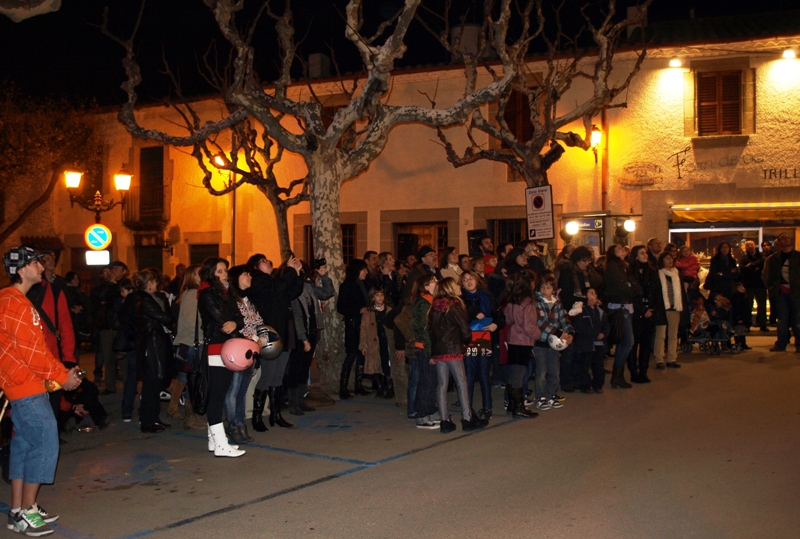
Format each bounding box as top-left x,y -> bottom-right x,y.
503,297 -> 542,346
675,254 -> 700,279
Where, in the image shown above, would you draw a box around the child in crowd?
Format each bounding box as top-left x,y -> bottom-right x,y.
690,297 -> 710,336
709,294 -> 736,349
359,287 -> 394,397
570,288 -> 609,393
675,245 -> 700,290
533,271 -> 574,410
731,282 -> 752,350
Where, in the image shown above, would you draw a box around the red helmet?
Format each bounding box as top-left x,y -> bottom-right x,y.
220,338 -> 259,371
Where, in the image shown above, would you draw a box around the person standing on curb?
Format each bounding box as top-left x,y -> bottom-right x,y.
0,246 -> 82,536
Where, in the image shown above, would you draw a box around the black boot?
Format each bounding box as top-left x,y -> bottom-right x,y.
638,357 -> 651,383
739,335 -> 752,350
251,389 -> 268,432
610,366 -> 632,389
627,352 -> 642,383
339,354 -> 355,400
354,364 -> 371,395
384,376 -> 395,400
271,387 -> 294,428
288,387 -> 304,416
373,373 -> 386,398
228,424 -> 248,445
266,387 -> 277,426
238,423 -> 254,442
510,388 -> 538,418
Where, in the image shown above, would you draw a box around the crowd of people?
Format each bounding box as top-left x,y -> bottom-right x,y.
0,230 -> 797,534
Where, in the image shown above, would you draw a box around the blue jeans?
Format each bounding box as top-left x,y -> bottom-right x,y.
9,393 -> 59,484
611,307 -> 635,368
533,347 -> 560,400
406,353 -> 421,418
775,293 -> 800,350
464,353 -> 492,411
224,370 -> 252,427
121,350 -> 137,420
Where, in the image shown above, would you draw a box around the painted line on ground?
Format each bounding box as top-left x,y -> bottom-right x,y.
114,416 -> 522,538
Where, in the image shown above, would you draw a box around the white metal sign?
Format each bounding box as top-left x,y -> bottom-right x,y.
525,185 -> 555,240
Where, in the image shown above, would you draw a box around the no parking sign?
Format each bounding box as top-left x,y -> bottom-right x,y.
84,224 -> 112,251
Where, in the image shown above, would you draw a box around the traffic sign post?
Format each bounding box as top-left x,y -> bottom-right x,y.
525,185 -> 555,240
84,224 -> 112,251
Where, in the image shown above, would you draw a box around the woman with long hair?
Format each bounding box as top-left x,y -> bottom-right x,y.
502,272 -> 540,418
225,264 -> 269,444
603,244 -> 640,389
706,241 -> 740,300
133,270 -> 174,433
439,247 -> 463,281
198,257 -> 245,457
337,258 -> 371,399
459,270 -> 505,420
627,246 -> 662,384
411,273 -> 438,428
171,264 -> 207,429
428,277 -> 487,433
245,253 -> 304,431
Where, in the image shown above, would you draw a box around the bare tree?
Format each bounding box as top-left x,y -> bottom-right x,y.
0,87 -> 102,244
102,0 -> 522,388
434,0 -> 653,187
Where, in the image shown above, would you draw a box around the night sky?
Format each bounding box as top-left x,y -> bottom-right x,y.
0,0 -> 794,106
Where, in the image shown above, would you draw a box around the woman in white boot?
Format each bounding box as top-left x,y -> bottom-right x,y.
198,257 -> 246,458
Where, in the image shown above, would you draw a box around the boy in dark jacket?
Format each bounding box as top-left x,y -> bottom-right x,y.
571,289 -> 610,393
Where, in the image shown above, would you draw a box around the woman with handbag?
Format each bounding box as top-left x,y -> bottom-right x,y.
172,265 -> 207,430
198,257 -> 245,457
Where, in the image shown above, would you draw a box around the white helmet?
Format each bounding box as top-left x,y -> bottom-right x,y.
548,334 -> 570,351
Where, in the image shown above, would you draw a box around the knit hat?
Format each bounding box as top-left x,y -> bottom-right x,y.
3,247 -> 43,276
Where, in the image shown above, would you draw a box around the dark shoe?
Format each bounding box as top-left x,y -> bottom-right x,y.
251,389 -> 268,432
510,388 -> 538,418
656,363 -> 666,370
769,346 -> 785,352
228,424 -> 248,445
354,364 -> 371,395
141,424 -> 165,433
461,416 -> 488,431
372,374 -> 386,398
288,387 -> 305,416
552,393 -> 566,402
666,362 -> 681,369
476,408 -> 492,421
561,385 -> 576,393
440,418 -> 457,434
639,373 -> 651,383
271,387 -> 294,428
580,386 -> 594,394
238,424 -> 255,443
384,377 -> 395,399
610,366 -> 632,389
154,420 -> 171,428
593,387 -> 605,394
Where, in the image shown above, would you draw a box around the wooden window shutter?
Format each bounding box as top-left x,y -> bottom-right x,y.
503,90 -> 534,144
697,71 -> 741,136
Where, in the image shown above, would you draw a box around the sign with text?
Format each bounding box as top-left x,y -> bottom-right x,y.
84,224 -> 112,251
525,185 -> 555,240
574,218 -> 604,230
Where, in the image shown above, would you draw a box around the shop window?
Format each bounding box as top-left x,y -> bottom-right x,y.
190,244 -> 219,266
697,71 -> 741,136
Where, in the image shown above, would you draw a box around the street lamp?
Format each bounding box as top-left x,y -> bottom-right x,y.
590,125 -> 602,163
65,167 -> 131,222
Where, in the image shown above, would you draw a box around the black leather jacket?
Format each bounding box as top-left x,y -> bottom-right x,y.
249,270 -> 304,343
429,298 -> 471,358
198,285 -> 243,346
134,291 -> 173,379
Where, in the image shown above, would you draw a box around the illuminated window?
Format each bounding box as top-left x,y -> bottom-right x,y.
697,71 -> 742,136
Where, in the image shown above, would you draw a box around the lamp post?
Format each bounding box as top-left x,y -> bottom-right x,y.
65,167 -> 131,222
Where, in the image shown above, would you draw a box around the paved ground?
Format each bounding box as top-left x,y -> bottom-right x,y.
10,334 -> 800,539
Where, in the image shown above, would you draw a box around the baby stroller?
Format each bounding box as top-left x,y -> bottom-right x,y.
683,321 -> 742,356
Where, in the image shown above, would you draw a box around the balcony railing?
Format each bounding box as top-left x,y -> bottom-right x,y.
123,185 -> 170,230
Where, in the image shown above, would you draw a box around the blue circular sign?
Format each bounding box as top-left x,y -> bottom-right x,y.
85,224 -> 112,251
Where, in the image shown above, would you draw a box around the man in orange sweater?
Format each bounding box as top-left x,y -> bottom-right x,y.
0,247 -> 81,537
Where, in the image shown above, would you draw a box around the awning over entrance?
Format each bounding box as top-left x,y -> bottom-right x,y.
670,203 -> 800,223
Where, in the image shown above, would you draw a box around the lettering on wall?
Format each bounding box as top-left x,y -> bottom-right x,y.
762,168 -> 800,180
666,146 -> 766,179
667,147 -> 691,179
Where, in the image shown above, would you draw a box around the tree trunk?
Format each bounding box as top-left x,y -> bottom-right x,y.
307,157 -> 346,392
262,190 -> 292,262
0,166 -> 62,245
